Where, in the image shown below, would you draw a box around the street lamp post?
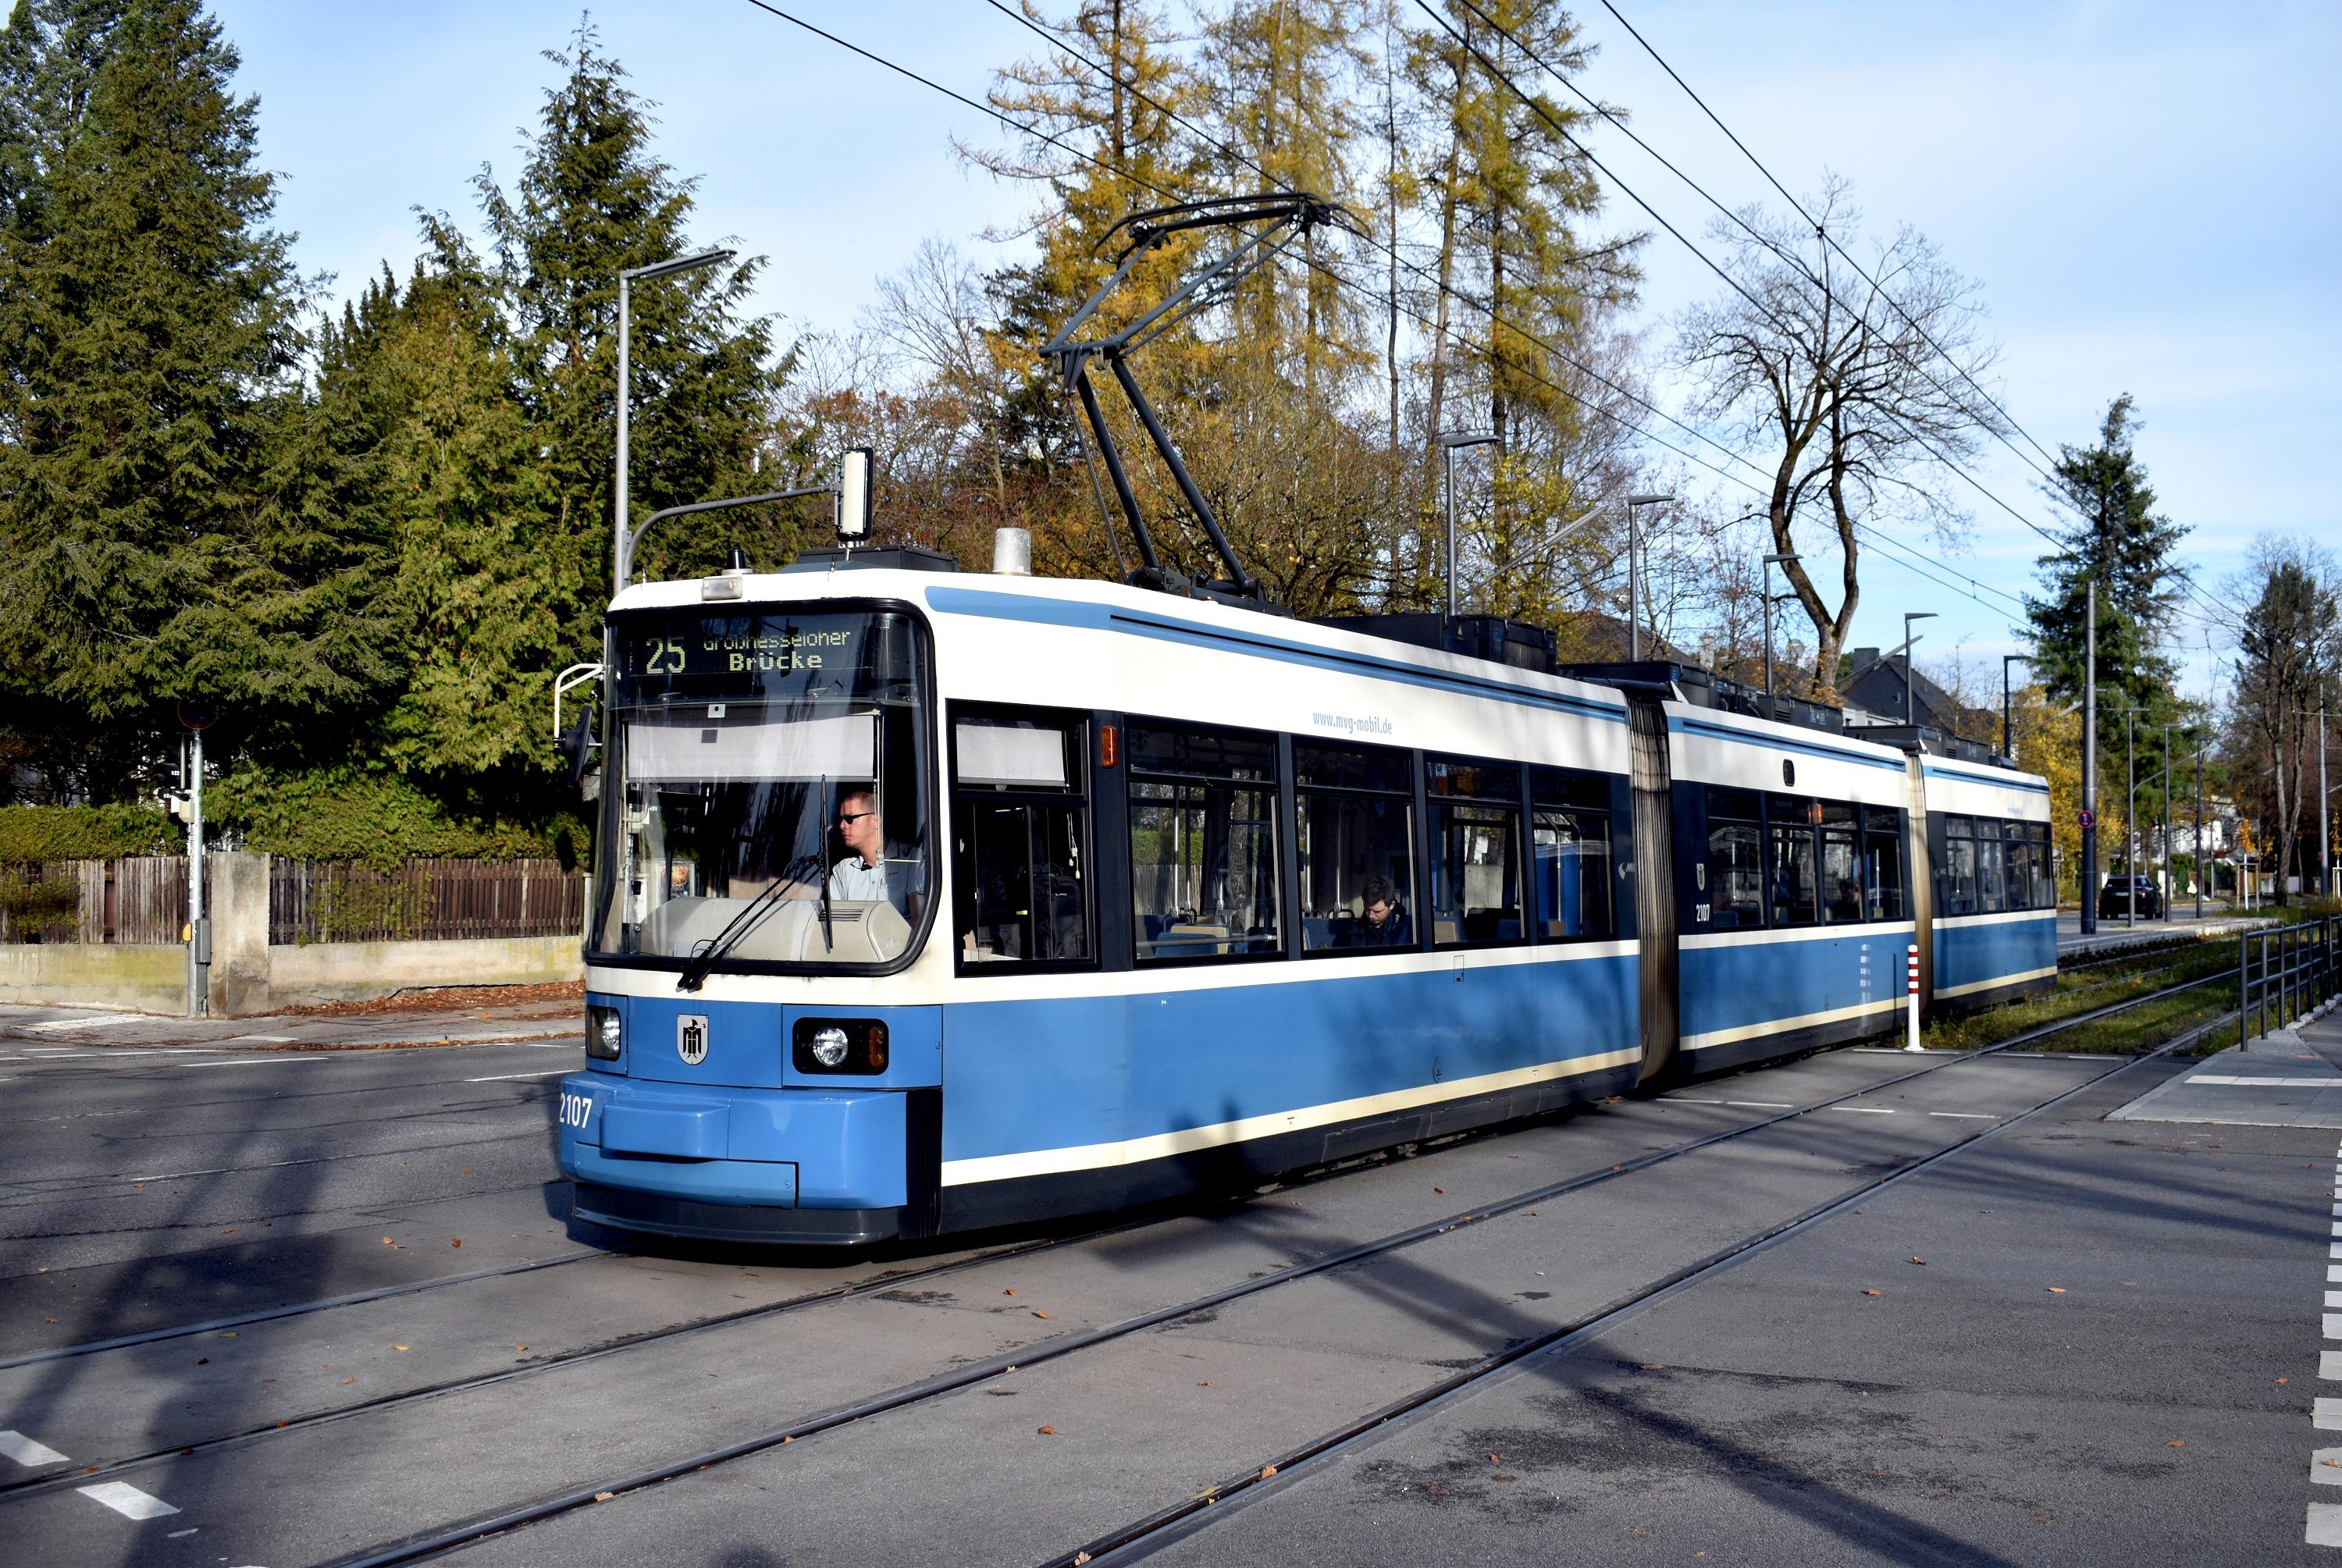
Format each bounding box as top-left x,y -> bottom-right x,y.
2002,654 -> 2028,759
1902,612 -> 1938,729
1438,432 -> 1499,622
615,247 -> 735,590
2080,579 -> 2098,934
2119,706 -> 2148,926
1763,552 -> 1799,702
1625,493 -> 1676,661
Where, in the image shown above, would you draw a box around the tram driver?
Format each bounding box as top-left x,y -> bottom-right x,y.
829,785 -> 925,921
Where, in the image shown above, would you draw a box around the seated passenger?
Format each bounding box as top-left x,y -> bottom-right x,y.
1340,876 -> 1413,948
828,786 -> 925,921
1828,877 -> 1863,922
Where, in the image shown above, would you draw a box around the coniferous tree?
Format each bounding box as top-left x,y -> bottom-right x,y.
0,0 -> 304,802
2025,395 -> 2189,717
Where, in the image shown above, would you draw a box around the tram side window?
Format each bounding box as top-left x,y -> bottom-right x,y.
1532,769 -> 1614,940
2018,823 -> 2052,908
1976,823 -> 2008,913
1999,820 -> 2052,910
1705,788 -> 1764,929
1941,816 -> 1979,916
1296,741 -> 1415,953
952,713 -> 1091,968
1766,794 -> 1820,927
1128,723 -> 1281,962
1864,805 -> 1906,920
1429,757 -> 1524,946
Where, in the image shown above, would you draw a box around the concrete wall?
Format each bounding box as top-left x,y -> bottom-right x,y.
1,852 -> 583,1015
265,933 -> 582,1008
0,941 -> 188,1014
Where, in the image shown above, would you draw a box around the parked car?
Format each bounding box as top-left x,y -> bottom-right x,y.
2098,876 -> 2165,919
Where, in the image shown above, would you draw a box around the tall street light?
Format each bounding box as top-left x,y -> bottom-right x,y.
1902,612 -> 1938,728
1438,432 -> 1498,621
1626,493 -> 1675,661
615,247 -> 735,589
1762,552 -> 1799,702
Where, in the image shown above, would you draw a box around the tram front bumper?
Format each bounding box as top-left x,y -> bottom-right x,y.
557,1072 -> 909,1226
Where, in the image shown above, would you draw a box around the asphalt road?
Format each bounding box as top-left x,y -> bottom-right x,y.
0,1017 -> 2328,1567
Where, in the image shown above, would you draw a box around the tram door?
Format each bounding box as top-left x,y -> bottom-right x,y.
1626,698 -> 1681,1085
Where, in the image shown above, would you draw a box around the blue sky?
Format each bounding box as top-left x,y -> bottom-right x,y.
210,1 -> 2340,699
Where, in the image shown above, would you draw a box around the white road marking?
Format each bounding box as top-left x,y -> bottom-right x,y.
2326,1314 -> 2342,1339
237,1033 -> 296,1043
2329,1292 -> 2342,1310
1929,1111 -> 1996,1120
169,1056 -> 330,1068
22,1015 -> 150,1031
2186,1075 -> 2342,1087
1724,1100 -> 1792,1109
166,1527 -> 197,1538
76,1481 -> 178,1520
466,1068 -> 573,1083
2317,1397 -> 2342,1431
0,1430 -> 67,1465
2318,1449 -> 2342,1486
2314,1503 -> 2342,1545
1833,1107 -> 1896,1115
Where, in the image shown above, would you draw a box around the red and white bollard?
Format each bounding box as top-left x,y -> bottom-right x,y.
1905,944 -> 1923,1052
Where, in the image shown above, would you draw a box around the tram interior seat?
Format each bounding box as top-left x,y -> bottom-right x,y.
1151,921 -> 1231,958
642,894 -> 909,964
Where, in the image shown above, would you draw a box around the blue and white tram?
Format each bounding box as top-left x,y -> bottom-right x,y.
555,556 -> 2055,1245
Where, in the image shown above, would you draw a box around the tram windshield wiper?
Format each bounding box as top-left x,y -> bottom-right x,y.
675,852 -> 822,993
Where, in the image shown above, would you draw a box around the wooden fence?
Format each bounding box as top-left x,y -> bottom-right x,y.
0,858 -> 186,944
268,859 -> 586,945
0,857 -> 584,945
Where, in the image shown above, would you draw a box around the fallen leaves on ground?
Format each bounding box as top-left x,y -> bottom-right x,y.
1033,1309 -> 1050,1319
1863,1289 -> 1881,1297
393,1345 -> 410,1352
594,1492 -> 614,1502
1038,1426 -> 1058,1436
1259,1464 -> 1276,1479
1910,1257 -> 1927,1266
2047,1287 -> 2066,1294
2166,1441 -> 2186,1448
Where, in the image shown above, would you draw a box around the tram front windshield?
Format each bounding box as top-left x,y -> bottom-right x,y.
593,607 -> 932,971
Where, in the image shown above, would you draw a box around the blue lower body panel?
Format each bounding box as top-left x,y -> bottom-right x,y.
1934,914 -> 2058,1008
1679,926 -> 1913,1070
936,951 -> 1639,1200
558,1072 -> 903,1209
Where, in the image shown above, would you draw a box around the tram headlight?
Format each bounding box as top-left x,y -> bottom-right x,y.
793,1018 -> 889,1075
586,1004 -> 623,1061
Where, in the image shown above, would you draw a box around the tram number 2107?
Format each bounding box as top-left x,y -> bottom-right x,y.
560,1091 -> 594,1129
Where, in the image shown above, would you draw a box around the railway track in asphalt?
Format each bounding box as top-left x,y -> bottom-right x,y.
1041,1002 -> 2243,1568
189,965 -> 2237,1568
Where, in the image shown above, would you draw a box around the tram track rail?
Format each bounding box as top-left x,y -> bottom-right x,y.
1042,1004 -> 2241,1568
262,964 -> 2238,1568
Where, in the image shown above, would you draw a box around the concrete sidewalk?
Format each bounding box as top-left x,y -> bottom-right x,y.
2059,907 -> 2273,955
0,987 -> 582,1052
2111,1001 -> 2342,1129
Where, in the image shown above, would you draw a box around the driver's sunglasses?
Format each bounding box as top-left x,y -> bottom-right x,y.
837,810 -> 877,825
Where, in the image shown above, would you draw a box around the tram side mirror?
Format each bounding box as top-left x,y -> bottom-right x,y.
835,446 -> 872,542
557,706 -> 597,791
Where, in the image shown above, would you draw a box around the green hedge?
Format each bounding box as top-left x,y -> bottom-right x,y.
1,774 -> 589,870
208,770 -> 589,869
0,804 -> 181,862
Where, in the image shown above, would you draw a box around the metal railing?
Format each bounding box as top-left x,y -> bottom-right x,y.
2241,916 -> 2342,1044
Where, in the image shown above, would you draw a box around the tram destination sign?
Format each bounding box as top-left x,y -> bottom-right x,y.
623,613 -> 860,680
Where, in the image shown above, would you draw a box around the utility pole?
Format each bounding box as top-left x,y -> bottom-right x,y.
1625,493 -> 1675,661
2194,732 -> 2205,920
2002,654 -> 2028,759
1439,432 -> 1497,623
1903,611 -> 1938,730
2322,698 -> 2332,901
1763,552 -> 1799,704
2160,721 -> 2175,923
2124,706 -> 2142,927
613,248 -> 734,591
2080,578 -> 2098,936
